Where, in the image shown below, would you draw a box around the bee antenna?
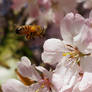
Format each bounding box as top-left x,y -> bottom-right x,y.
14,24 -> 20,28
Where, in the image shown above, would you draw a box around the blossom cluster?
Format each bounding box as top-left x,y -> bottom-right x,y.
1,0 -> 92,92
11,0 -> 77,25
2,11 -> 92,92
42,12 -> 92,92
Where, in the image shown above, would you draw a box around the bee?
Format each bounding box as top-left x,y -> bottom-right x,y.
15,25 -> 45,40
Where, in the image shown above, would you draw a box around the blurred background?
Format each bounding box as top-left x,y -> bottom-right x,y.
0,0 -> 91,91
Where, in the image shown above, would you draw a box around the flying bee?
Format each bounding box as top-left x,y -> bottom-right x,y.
15,25 -> 46,40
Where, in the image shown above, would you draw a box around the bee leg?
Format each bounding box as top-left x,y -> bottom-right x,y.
30,32 -> 35,40
42,33 -> 46,37
31,36 -> 35,40
40,31 -> 45,38
39,35 -> 44,38
39,35 -> 42,38
26,34 -> 31,40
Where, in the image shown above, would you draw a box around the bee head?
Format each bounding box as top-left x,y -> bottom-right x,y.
16,27 -> 23,34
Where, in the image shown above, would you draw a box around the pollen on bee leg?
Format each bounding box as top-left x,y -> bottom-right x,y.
31,25 -> 37,31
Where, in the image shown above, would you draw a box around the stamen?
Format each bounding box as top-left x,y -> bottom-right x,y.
35,84 -> 45,92
62,45 -> 83,66
62,52 -> 71,56
66,44 -> 75,51
35,77 -> 52,92
65,58 -> 73,67
71,60 -> 76,68
79,72 -> 83,77
63,44 -> 91,67
35,88 -> 40,92
66,44 -> 73,48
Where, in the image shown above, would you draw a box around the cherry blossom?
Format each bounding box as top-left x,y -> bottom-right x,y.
42,12 -> 92,91
2,56 -> 57,92
12,0 -> 39,18
11,0 -> 26,11
38,0 -> 77,25
42,12 -> 92,64
12,0 -> 77,26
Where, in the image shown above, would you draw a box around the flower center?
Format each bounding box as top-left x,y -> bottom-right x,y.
35,77 -> 52,92
62,44 -> 90,65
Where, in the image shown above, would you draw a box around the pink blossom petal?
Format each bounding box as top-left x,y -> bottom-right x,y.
36,66 -> 52,79
72,82 -> 80,92
28,83 -> 50,92
73,23 -> 92,52
60,13 -> 74,43
12,0 -> 26,11
83,1 -> 92,9
38,9 -> 54,26
51,0 -> 77,24
77,0 -> 85,3
53,10 -> 64,25
28,0 -> 39,18
58,0 -> 76,13
2,79 -> 27,92
17,56 -> 41,81
73,72 -> 92,92
80,56 -> 92,72
60,13 -> 85,44
38,0 -> 50,10
89,10 -> 92,18
79,72 -> 92,92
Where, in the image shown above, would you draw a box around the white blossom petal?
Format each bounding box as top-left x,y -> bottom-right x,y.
42,38 -> 66,65
52,57 -> 79,91
2,79 -> 28,92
